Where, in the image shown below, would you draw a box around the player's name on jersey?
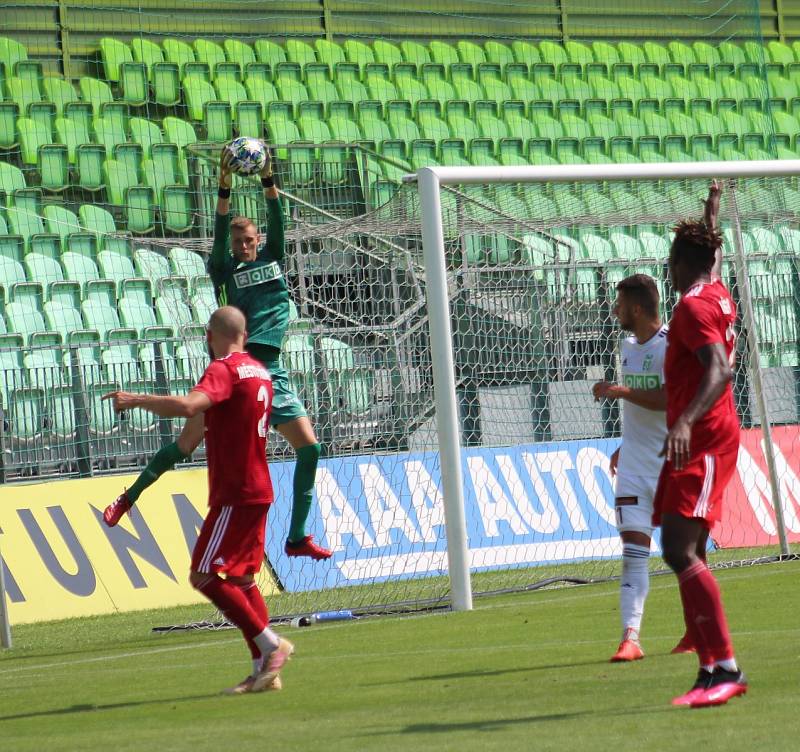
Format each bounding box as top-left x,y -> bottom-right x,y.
623,374 -> 662,390
233,261 -> 282,289
237,364 -> 271,380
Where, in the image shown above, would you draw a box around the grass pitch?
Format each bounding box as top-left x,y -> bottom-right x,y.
1,560 -> 798,752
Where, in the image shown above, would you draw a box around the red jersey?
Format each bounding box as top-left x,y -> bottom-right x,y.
192,351 -> 274,507
665,278 -> 740,456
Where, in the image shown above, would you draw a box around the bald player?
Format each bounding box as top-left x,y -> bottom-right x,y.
104,307 -> 293,694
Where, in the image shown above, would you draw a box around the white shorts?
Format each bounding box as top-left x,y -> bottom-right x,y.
614,473 -> 658,536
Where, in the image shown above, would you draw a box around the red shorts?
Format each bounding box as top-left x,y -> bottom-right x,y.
190,504 -> 269,577
653,448 -> 739,527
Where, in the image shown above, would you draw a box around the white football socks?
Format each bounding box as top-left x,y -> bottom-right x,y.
620,542 -> 651,637
253,627 -> 280,658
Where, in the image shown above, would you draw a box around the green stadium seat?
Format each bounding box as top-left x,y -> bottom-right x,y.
418,114 -> 450,142
41,77 -> 77,117
62,251 -> 101,291
100,38 -> 133,83
0,36 -> 28,78
168,247 -> 205,279
314,39 -> 345,70
193,38 -> 228,78
539,40 -> 569,70
54,115 -> 88,164
254,39 -> 286,70
0,214 -> 24,262
0,161 -> 26,204
429,40 -> 458,67
320,337 -> 371,416
43,205 -> 81,250
6,301 -> 51,344
224,38 -> 256,73
274,79 -> 309,116
163,116 -> 198,179
155,296 -> 192,330
133,248 -> 171,285
131,38 -> 164,78
183,76 -> 215,121
469,139 -> 498,166
80,298 -> 121,339
372,39 -> 402,68
0,255 -> 26,296
44,300 -> 86,344
532,112 -> 563,140
119,296 -> 159,336
566,40 -> 595,69
767,41 -> 795,67
120,276 -> 153,304
120,62 -> 148,106
286,39 -> 316,66
162,38 -> 196,76
509,40 -> 539,69
150,61 -> 180,106
399,40 -> 430,71
592,41 -> 620,68
79,77 -> 113,116
215,76 -> 248,109
481,77 -> 513,104
328,116 -> 362,143
7,76 -> 41,115
457,40 -> 486,67
97,251 -> 135,290
617,41 -> 646,69
306,77 -> 339,112
0,101 -> 19,149
484,40 -> 514,68
425,78 -> 456,107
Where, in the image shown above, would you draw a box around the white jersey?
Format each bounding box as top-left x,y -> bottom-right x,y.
616,326 -> 668,480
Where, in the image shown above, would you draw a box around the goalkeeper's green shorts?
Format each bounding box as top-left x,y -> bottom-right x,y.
262,359 -> 308,427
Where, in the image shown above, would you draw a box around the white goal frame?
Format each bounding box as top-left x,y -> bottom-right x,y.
414,160 -> 800,611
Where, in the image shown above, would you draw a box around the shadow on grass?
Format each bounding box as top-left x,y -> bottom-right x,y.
357,704 -> 673,737
363,657 -> 614,686
0,692 -> 221,722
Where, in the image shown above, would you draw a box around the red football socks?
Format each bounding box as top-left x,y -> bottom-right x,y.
677,560 -> 734,665
195,574 -> 267,644
239,581 -> 270,659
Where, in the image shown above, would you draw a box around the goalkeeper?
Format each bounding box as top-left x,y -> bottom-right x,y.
103,145 -> 332,560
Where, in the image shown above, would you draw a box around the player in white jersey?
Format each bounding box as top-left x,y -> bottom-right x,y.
593,274 -> 668,662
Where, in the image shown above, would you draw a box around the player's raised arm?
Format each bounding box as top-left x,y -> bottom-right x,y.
703,180 -> 723,278
259,146 -> 285,262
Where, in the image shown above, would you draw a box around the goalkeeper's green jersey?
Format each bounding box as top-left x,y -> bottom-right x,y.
207,197 -> 288,351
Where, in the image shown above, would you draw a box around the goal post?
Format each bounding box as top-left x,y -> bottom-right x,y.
416,159 -> 800,609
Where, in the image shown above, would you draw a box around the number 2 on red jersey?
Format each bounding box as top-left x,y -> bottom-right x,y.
257,384 -> 271,437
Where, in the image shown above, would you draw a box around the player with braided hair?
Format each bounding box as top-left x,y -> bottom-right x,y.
656,181 -> 748,708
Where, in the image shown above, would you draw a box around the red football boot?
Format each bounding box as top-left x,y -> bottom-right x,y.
690,668 -> 748,708
672,668 -> 713,707
671,631 -> 697,655
284,535 -> 332,560
103,491 -> 132,527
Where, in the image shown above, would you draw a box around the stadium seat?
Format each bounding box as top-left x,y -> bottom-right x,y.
80,298 -> 121,340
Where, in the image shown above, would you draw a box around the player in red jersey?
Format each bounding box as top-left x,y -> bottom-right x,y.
103,307 -> 293,695
654,189 -> 747,709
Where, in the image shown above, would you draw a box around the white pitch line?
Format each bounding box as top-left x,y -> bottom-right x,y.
3,624 -> 800,677
0,637 -> 240,675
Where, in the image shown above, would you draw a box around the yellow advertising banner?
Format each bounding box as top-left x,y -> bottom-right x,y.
0,470 -> 277,625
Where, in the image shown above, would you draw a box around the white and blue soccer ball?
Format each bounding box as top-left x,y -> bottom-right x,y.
225,137 -> 267,176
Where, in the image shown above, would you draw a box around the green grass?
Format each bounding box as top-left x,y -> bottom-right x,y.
1,560 -> 798,752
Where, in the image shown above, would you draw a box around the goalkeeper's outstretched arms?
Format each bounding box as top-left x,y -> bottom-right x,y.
209,148 -> 234,301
